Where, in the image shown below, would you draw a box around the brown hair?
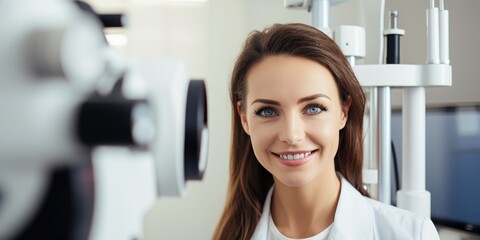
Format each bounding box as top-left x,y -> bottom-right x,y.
213,23 -> 368,240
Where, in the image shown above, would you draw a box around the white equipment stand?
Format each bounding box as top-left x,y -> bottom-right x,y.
285,0 -> 452,218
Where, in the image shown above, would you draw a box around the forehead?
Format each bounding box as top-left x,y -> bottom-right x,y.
245,55 -> 339,102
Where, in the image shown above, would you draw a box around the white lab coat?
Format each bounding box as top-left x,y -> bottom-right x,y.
251,176 -> 440,240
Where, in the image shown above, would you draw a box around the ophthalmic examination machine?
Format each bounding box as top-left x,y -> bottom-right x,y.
0,0 -> 208,239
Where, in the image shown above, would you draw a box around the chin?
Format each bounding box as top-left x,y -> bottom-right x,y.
275,173 -> 317,188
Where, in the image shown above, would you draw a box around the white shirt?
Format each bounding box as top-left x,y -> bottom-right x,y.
267,212 -> 332,240
251,176 -> 440,240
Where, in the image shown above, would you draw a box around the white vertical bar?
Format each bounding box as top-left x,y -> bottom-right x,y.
439,8 -> 450,64
397,87 -> 431,218
427,7 -> 440,64
403,88 -> 425,191
347,56 -> 355,66
311,0 -> 330,29
378,86 -> 391,204
369,87 -> 379,199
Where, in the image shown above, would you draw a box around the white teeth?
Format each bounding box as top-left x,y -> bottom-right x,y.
279,151 -> 312,160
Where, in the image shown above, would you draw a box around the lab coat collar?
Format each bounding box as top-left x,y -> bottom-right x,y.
250,175 -> 374,240
327,176 -> 374,239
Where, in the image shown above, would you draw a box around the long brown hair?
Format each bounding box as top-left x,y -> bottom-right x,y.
213,23 -> 368,240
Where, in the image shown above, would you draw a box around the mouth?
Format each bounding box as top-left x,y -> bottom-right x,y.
272,150 -> 318,161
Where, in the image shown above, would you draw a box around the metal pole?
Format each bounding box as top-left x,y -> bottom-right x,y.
397,87 -> 430,217
377,87 -> 391,204
311,0 -> 330,29
377,10 -> 401,205
368,87 -> 379,199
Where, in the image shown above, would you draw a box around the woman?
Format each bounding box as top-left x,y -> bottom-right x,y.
213,23 -> 439,240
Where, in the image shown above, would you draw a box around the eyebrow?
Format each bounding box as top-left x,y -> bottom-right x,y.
251,93 -> 331,106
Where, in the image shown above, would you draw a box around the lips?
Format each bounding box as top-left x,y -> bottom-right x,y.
272,150 -> 317,166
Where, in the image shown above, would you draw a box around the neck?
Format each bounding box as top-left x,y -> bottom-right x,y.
271,169 -> 341,238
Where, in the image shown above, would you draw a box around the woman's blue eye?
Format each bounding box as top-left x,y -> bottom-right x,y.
255,107 -> 277,117
305,105 -> 326,115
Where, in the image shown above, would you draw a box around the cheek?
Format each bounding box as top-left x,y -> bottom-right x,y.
247,119 -> 278,159
307,121 -> 340,148
249,123 -> 274,148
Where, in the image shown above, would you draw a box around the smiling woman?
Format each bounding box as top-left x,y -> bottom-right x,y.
238,55 -> 349,189
213,23 -> 440,240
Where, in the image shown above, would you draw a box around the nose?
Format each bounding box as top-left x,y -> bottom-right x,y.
278,113 -> 305,145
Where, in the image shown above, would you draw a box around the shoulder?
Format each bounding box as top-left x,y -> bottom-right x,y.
333,176 -> 439,240
364,197 -> 440,240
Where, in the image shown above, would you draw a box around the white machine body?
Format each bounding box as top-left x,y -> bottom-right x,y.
0,0 -> 208,239
0,1 -> 107,239
0,0 -> 106,166
132,59 -> 191,197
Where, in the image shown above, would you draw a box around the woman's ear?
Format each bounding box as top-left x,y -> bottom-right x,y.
340,96 -> 352,130
237,101 -> 250,135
